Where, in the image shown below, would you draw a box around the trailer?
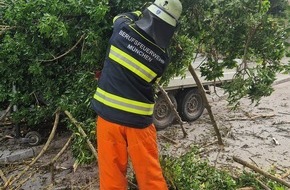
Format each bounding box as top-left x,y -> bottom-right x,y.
0,91 -> 43,146
153,61 -> 237,130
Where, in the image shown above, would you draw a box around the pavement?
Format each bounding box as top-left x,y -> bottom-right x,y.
0,146 -> 42,163
0,136 -> 67,164
274,73 -> 290,85
0,72 -> 290,164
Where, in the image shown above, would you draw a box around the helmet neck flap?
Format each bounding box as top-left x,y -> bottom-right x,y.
135,9 -> 175,49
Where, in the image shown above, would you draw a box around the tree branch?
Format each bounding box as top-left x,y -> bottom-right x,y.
42,134 -> 74,167
256,178 -> 271,190
64,110 -> 98,161
40,34 -> 85,62
238,22 -> 262,74
159,134 -> 178,144
4,109 -> 61,188
14,169 -> 39,190
233,156 -> 290,188
0,169 -> 7,184
157,84 -> 188,138
0,103 -> 12,122
188,65 -> 224,145
0,26 -> 16,36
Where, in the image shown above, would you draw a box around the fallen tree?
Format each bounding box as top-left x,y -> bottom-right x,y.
0,0 -> 288,165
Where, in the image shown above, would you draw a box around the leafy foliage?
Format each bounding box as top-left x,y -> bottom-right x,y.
181,0 -> 289,106
160,150 -> 236,190
268,0 -> 288,16
284,3 -> 290,57
158,148 -> 289,190
0,0 -> 110,163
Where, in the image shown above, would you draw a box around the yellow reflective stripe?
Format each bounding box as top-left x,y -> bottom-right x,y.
113,15 -> 133,23
109,45 -> 157,82
94,88 -> 154,115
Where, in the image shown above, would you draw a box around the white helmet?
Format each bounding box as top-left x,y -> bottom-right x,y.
147,0 -> 182,27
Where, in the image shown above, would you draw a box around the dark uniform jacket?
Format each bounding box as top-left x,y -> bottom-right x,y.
91,11 -> 170,128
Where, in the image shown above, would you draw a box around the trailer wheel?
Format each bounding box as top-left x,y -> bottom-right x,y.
25,131 -> 42,146
177,88 -> 204,122
153,94 -> 177,130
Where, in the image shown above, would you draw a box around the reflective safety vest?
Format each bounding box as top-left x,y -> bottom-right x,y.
94,87 -> 154,116
91,12 -> 170,128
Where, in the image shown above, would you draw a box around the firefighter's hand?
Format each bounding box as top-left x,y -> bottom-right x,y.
131,11 -> 142,18
95,70 -> 102,81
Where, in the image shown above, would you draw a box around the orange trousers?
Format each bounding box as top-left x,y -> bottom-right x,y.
96,116 -> 168,190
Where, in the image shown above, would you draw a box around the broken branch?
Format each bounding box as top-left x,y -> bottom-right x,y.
278,112 -> 290,115
14,168 -> 39,190
43,134 -> 74,167
188,65 -> 223,145
233,156 -> 290,188
0,103 -> 12,122
159,134 -> 178,144
226,114 -> 275,121
64,110 -> 98,161
256,178 -> 271,190
157,84 -> 188,138
4,109 -> 61,188
0,169 -> 7,184
40,34 -> 85,62
282,170 -> 290,179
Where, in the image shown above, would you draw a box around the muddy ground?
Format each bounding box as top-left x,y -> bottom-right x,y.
1,77 -> 290,190
160,79 -> 290,173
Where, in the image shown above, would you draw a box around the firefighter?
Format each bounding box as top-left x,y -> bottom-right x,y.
91,0 -> 182,189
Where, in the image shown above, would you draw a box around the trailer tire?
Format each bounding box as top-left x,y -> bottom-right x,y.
177,88 -> 204,122
153,93 -> 177,130
25,131 -> 42,146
